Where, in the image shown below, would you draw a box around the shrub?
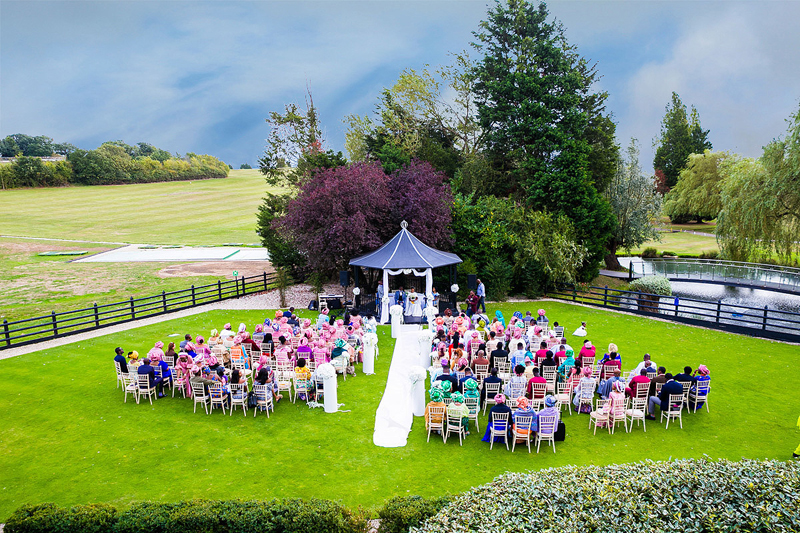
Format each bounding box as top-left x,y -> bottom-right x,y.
660,250 -> 677,257
378,496 -> 451,533
629,275 -> 672,296
5,502 -> 117,533
482,257 -> 513,301
699,249 -> 719,259
641,247 -> 658,258
413,458 -> 800,533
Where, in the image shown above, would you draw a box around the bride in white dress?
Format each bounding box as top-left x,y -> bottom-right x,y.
405,288 -> 423,317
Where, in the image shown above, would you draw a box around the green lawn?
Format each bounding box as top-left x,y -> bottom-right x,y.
0,169 -> 280,245
2,302 -> 798,519
629,230 -> 720,256
0,237 -> 222,321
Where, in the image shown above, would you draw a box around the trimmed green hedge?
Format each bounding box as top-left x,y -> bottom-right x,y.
5,499 -> 367,533
377,496 -> 451,533
413,458 -> 800,533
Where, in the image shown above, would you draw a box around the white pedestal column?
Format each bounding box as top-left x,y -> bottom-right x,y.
390,305 -> 404,339
410,365 -> 427,417
363,333 -> 377,375
317,363 -> 339,413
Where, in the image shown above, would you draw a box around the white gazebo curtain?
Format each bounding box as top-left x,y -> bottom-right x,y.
380,268 -> 433,324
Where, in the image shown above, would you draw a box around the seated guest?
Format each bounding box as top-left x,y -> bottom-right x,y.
538,394 -> 560,427
240,332 -> 259,352
578,340 -> 596,365
114,347 -> 128,373
180,334 -> 193,350
540,350 -> 558,375
425,388 -> 446,432
447,392 -> 470,434
573,365 -> 596,410
189,365 -> 215,396
127,350 -> 141,368
137,357 -> 164,398
504,364 -> 528,396
489,342 -> 508,369
554,344 -> 567,363
194,336 -> 211,358
522,311 -> 534,326
628,353 -> 657,379
674,365 -> 696,385
473,349 -> 489,369
463,378 -> 480,404
523,357 -> 536,379
646,373 -> 682,420
261,332 -> 275,355
485,331 -> 499,354
649,366 -> 668,397
627,368 -> 652,398
534,341 -> 549,365
512,396 -> 538,442
510,341 -> 527,367
435,362 -> 461,393
572,321 -> 587,337
219,323 -> 234,340
283,307 -> 294,319
296,337 -> 313,360
689,364 -> 711,410
459,367 -> 477,388
598,368 -> 624,399
156,356 -> 173,390
208,329 -> 220,346
254,366 -> 281,405
481,393 -> 512,444
480,368 -> 503,405
148,341 -> 165,363
557,349 -> 576,379
598,343 -> 622,379
165,342 -> 178,361
526,368 -> 548,400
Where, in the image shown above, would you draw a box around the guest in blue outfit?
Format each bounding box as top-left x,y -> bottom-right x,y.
482,393 -> 512,444
114,347 -> 128,373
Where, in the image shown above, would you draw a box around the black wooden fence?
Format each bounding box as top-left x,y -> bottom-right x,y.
550,284 -> 800,343
1,272 -> 277,350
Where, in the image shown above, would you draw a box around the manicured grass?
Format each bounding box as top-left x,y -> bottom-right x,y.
1,302 -> 798,520
629,230 -> 719,256
0,169 -> 281,245
0,237 -> 222,320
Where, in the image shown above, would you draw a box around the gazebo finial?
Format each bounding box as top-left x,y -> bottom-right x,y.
400,220 -> 408,230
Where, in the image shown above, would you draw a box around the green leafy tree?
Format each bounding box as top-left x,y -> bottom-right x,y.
0,136 -> 20,157
663,150 -> 729,223
653,92 -> 712,189
239,163 -> 252,169
471,0 -> 614,279
717,104 -> 800,263
52,142 -> 78,155
604,139 -> 662,269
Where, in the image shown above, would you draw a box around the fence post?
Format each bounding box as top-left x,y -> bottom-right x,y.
51,311 -> 58,337
628,264 -> 633,282
241,275 -> 246,297
3,319 -> 10,347
603,286 -> 608,307
191,285 -> 196,307
716,300 -> 721,324
763,305 -> 768,331
236,278 -> 240,298
263,271 -> 268,291
217,280 -> 222,301
93,303 -> 100,328
130,297 -> 136,320
572,285 -> 576,301
162,291 -> 167,313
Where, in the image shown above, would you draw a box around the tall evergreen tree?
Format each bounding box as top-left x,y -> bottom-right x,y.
471,0 -> 614,279
653,92 -> 712,190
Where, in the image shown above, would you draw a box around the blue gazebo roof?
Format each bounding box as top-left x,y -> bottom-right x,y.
349,221 -> 462,270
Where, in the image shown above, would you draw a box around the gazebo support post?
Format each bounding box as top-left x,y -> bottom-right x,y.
352,267 -> 360,309
450,264 -> 457,311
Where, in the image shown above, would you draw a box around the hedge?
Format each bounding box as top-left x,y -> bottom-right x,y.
5,499 -> 367,533
629,274 -> 672,296
413,458 -> 800,533
377,496 -> 451,533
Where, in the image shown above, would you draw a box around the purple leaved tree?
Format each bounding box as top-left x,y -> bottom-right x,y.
387,159 -> 453,249
277,161 -> 391,273
277,159 -> 454,274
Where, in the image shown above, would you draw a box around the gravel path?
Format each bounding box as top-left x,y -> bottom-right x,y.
0,282 -> 344,360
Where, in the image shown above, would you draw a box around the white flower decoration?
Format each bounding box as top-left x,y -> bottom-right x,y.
352,287 -> 361,296
450,284 -> 459,293
316,363 -> 337,379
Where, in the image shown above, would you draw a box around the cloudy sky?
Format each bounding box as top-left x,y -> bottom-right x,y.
1,0 -> 799,172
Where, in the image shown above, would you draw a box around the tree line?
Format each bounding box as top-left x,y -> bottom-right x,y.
0,138 -> 228,189
255,0 -> 797,296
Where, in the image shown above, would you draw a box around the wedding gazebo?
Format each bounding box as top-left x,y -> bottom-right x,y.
349,221 -> 462,323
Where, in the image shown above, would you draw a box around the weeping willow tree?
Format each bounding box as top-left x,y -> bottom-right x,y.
717,105 -> 800,263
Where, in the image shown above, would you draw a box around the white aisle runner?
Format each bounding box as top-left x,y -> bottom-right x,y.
373,324 -> 423,447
